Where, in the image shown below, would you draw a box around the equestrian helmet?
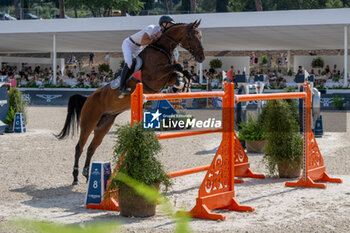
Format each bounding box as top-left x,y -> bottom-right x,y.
159,15 -> 175,25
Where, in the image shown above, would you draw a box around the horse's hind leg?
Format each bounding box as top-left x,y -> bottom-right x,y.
73,112 -> 102,185
82,114 -> 118,182
72,124 -> 96,185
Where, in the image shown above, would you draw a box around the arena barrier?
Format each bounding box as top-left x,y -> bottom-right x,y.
87,82 -> 341,220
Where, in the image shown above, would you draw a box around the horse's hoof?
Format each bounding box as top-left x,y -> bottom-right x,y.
72,180 -> 78,185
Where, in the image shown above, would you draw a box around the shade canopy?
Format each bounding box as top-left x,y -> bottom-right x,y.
0,8 -> 349,53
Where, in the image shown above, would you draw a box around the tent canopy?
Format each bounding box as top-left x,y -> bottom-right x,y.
0,8 -> 349,53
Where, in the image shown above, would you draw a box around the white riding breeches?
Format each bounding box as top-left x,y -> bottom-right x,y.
122,38 -> 142,69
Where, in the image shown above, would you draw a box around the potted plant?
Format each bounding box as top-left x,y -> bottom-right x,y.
209,58 -> 222,70
98,63 -> 111,74
262,56 -> 268,65
311,57 -> 324,69
238,115 -> 266,153
262,100 -> 303,178
107,122 -> 170,217
5,88 -> 27,127
4,106 -> 15,130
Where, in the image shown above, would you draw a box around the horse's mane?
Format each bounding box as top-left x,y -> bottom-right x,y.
162,23 -> 187,34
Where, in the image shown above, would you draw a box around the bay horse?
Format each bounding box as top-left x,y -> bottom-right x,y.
56,21 -> 205,185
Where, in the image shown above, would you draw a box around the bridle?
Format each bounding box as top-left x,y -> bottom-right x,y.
184,24 -> 203,58
157,24 -> 203,59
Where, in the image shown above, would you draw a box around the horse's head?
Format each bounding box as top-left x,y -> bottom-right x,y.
182,20 -> 205,63
162,21 -> 205,63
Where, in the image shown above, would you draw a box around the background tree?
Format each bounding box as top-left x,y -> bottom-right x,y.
66,0 -> 83,18
140,0 -> 154,10
163,0 -> 169,13
254,0 -> 263,11
197,0 -> 215,12
0,0 -> 13,7
181,0 -> 190,13
58,0 -> 65,18
168,0 -> 173,13
216,0 -> 228,12
326,0 -> 345,7
115,0 -> 144,16
190,0 -> 196,13
228,0 -> 244,12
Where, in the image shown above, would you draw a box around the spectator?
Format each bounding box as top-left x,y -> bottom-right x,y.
89,53 -> 94,66
207,68 -> 216,91
202,69 -> 208,83
20,74 -> 28,85
226,65 -> 234,82
297,66 -> 303,75
333,64 -> 337,74
72,65 -> 79,77
325,65 -> 330,74
190,66 -> 198,82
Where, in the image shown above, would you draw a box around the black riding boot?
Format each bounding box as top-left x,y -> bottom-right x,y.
118,65 -> 132,99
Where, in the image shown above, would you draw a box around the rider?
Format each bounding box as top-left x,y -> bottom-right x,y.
118,15 -> 176,98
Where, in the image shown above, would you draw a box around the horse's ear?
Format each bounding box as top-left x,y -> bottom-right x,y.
191,20 -> 201,29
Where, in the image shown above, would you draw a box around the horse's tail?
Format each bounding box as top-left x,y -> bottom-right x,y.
55,94 -> 87,140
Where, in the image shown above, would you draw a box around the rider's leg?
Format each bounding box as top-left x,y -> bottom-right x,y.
118,64 -> 131,98
119,39 -> 133,98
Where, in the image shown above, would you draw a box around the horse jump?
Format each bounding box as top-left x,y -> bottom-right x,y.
87,81 -> 341,221
56,21 -> 205,185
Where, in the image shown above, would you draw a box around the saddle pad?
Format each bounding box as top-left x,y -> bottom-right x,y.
110,76 -> 121,90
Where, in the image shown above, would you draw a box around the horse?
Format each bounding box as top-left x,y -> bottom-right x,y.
56,21 -> 205,185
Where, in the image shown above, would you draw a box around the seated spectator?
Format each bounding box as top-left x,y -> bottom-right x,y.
324,65 -> 331,76
20,74 -> 28,86
72,65 -> 79,77
333,64 -> 337,74
190,66 -> 198,82
202,69 -> 208,83
206,68 -> 216,91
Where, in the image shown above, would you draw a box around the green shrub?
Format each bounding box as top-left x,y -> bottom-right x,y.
109,122 -> 170,190
7,88 -> 27,123
311,57 -> 324,68
209,58 -> 222,69
4,106 -> 15,125
98,63 -> 111,73
262,100 -> 302,175
238,115 -> 265,141
262,56 -> 268,64
332,74 -> 342,82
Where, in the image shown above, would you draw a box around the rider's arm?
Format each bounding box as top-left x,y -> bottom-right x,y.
140,30 -> 162,46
